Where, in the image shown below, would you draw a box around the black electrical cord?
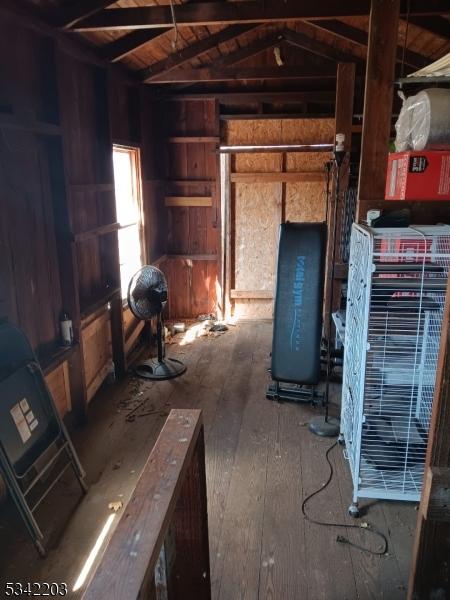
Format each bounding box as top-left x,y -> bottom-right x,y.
301,441 -> 389,556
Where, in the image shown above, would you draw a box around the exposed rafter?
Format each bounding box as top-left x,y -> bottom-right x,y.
307,19 -> 430,69
147,66 -> 336,84
216,31 -> 285,67
59,0 -> 115,29
100,29 -> 171,63
408,16 -> 450,39
71,1 -> 450,32
142,24 -> 366,84
140,24 -> 260,82
163,91 -> 336,103
283,28 -> 364,66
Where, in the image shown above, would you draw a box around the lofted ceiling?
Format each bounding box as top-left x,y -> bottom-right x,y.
21,1 -> 450,95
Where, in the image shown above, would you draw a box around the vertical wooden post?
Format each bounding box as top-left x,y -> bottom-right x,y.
221,153 -> 232,319
408,277 -> 450,598
324,62 -> 355,337
356,0 -> 400,222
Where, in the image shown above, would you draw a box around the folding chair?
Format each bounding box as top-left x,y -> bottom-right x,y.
0,320 -> 87,556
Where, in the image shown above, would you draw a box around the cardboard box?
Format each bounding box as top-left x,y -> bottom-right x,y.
385,151 -> 450,201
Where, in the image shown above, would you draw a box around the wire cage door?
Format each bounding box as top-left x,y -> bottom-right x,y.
341,224 -> 450,514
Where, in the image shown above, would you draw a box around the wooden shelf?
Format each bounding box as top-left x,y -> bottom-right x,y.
230,171 -> 323,183
165,179 -> 216,186
219,143 -> 333,154
165,197 -> 212,207
73,222 -> 120,243
166,254 -> 217,261
230,290 -> 273,299
40,343 -> 78,376
0,113 -> 61,136
168,136 -> 219,143
80,287 -> 121,320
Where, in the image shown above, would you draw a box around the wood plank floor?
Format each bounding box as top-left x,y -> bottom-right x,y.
0,321 -> 416,599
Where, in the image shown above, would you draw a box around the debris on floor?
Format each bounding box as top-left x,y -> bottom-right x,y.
197,313 -> 215,321
209,323 -> 228,333
108,501 -> 123,512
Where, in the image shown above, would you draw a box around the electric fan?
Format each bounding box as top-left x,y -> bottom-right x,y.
127,266 -> 186,380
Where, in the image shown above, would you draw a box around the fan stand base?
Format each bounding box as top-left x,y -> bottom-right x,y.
308,416 -> 340,437
135,357 -> 186,380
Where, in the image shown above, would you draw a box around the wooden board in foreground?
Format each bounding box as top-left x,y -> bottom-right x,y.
82,409 -> 211,600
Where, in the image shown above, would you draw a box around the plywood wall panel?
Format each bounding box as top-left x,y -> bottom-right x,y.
235,153 -> 282,173
224,118 -> 334,145
81,309 -> 112,403
286,182 -> 327,223
225,118 -> 332,319
45,361 -> 72,418
234,182 -> 279,291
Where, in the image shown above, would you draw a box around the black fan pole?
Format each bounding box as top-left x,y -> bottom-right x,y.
156,314 -> 164,363
309,137 -> 346,437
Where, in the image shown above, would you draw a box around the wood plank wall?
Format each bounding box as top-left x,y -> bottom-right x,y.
0,9 -> 165,421
158,99 -> 220,319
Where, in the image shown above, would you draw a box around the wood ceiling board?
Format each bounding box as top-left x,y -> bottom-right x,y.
307,18 -> 429,69
99,28 -> 171,61
283,28 -> 364,65
72,1 -> 450,32
140,24 -> 260,81
60,1 -> 116,28
409,15 -> 450,38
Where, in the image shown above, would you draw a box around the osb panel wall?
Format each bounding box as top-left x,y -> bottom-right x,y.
227,118 -> 334,319
224,119 -> 334,146
45,361 -> 72,418
234,181 -> 279,319
81,308 -> 112,403
286,152 -> 329,222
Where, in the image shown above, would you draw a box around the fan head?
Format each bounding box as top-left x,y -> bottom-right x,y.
127,266 -> 168,321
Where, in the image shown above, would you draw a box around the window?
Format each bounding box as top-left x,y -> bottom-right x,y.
112,145 -> 144,300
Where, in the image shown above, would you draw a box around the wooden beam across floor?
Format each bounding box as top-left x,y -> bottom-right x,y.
72,1 -> 450,32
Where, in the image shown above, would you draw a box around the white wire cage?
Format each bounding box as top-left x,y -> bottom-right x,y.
340,224 -> 450,514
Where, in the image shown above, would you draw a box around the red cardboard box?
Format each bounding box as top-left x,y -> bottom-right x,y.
385,151 -> 450,201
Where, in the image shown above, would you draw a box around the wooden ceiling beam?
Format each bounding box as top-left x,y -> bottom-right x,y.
283,28 -> 364,65
100,29 -> 171,63
148,66 -> 336,84
216,31 -> 285,67
59,0 -> 115,29
140,24 -> 260,82
408,16 -> 450,39
164,90 -> 336,103
307,19 -> 430,69
71,1 -> 450,32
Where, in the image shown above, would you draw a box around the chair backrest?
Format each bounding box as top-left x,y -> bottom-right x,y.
0,321 -> 61,477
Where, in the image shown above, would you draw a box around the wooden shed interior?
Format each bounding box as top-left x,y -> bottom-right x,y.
1,1 -> 450,598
